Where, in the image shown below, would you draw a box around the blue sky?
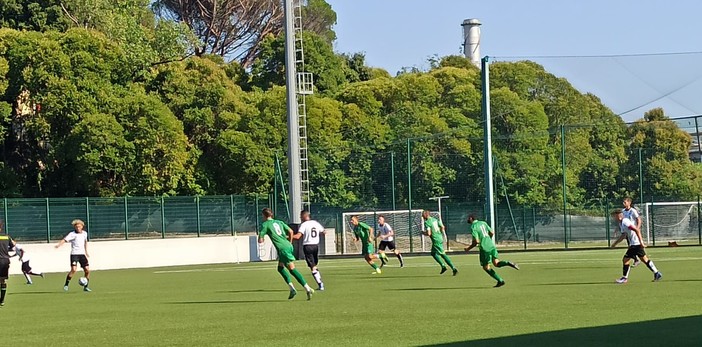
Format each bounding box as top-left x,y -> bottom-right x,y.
325,0 -> 702,122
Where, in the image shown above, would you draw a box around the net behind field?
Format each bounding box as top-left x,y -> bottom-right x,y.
643,202 -> 701,245
341,210 -> 441,254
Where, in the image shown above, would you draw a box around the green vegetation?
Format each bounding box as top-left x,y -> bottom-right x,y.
3,247 -> 702,346
0,0 -> 700,209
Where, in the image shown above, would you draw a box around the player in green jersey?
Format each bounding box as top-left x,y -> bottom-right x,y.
464,215 -> 519,287
422,210 -> 457,276
349,216 -> 387,274
258,208 -> 313,300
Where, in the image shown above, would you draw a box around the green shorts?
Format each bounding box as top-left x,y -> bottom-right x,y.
361,243 -> 374,256
479,248 -> 499,267
277,246 -> 296,265
431,243 -> 445,255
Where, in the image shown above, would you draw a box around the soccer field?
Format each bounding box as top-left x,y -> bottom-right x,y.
4,247 -> 702,346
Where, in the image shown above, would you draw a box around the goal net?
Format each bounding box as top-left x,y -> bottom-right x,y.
642,201 -> 700,245
341,210 -> 442,254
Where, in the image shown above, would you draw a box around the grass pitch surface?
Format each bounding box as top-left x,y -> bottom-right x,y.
3,247 -> 702,346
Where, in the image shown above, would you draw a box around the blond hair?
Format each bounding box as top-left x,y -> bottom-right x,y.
72,219 -> 85,226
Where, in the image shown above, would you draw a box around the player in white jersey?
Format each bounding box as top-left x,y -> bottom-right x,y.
293,211 -> 326,290
622,197 -> 643,266
55,219 -> 92,292
376,215 -> 404,267
610,209 -> 662,284
11,243 -> 44,284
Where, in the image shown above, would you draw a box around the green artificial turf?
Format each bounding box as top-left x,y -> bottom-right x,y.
2,247 -> 702,346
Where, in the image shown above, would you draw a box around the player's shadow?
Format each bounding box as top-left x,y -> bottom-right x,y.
395,287 -> 488,291
167,300 -> 286,305
9,291 -> 57,295
217,289 -> 288,294
531,281 -> 613,286
421,315 -> 702,346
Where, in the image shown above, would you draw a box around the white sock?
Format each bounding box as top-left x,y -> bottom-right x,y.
288,283 -> 295,291
646,260 -> 659,273
304,284 -> 312,292
23,273 -> 31,283
312,271 -> 322,284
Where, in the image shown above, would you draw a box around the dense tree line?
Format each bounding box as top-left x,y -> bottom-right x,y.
0,1 -> 700,208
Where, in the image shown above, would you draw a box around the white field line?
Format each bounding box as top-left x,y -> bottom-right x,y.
153,256 -> 702,274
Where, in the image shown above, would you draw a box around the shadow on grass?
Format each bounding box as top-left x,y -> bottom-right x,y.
217,289 -> 288,294
9,291 -> 58,295
423,315 -> 702,347
542,266 -> 610,270
531,281 -> 613,286
395,287 -> 488,291
167,299 -> 287,305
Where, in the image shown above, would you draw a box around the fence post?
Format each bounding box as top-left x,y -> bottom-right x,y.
638,148 -> 644,206
650,198 -> 656,246
196,196 -> 201,237
45,198 -> 51,243
254,195 -> 260,233
407,138 -> 413,253
605,200 -> 611,247
235,194 -> 241,236
3,198 -> 8,234
124,196 -> 129,240
85,197 -> 91,237
390,152 -> 396,210
160,196 -> 166,239
532,207 -> 537,242
561,125 -> 568,249
522,207 -> 527,250
698,196 -> 701,246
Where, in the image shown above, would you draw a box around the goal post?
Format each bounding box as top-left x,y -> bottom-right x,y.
341,210 -> 441,254
642,201 -> 701,245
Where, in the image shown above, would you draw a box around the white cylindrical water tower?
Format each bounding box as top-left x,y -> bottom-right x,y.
461,18 -> 481,68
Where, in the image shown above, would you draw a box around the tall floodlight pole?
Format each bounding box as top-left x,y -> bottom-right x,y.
283,0 -> 301,224
481,56 -> 495,231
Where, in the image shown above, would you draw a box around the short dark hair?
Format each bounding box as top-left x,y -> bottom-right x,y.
623,197 -> 633,203
301,210 -> 310,219
611,209 -> 623,215
378,215 -> 385,219
467,214 -> 477,223
262,208 -> 273,218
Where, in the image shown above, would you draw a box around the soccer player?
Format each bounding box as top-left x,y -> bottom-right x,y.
377,215 -> 404,268
55,219 -> 92,292
622,197 -> 643,266
422,210 -> 457,276
349,216 -> 386,274
11,243 -> 44,284
464,215 -> 519,287
258,208 -> 313,300
293,210 -> 326,291
0,222 -> 14,306
611,209 -> 662,283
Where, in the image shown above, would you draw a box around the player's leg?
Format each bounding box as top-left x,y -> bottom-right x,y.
305,246 -> 323,290
435,244 -> 457,274
617,256 -> 633,283
492,252 -> 519,270
0,259 -> 9,305
286,262 -> 314,299
392,242 -> 404,267
81,256 -> 91,292
64,258 -> 78,291
277,262 -> 297,299
638,253 -> 662,281
365,253 -> 381,274
25,261 -> 43,278
430,247 -> 446,273
22,261 -> 33,284
378,242 -> 389,265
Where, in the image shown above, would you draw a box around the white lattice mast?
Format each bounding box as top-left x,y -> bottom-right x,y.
283,0 -> 313,223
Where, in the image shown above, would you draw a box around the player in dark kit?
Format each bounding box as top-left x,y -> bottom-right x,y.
0,221 -> 15,306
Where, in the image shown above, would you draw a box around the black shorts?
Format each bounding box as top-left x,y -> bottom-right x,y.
0,258 -> 9,279
378,240 -> 396,251
21,261 -> 31,273
625,246 -> 646,260
70,254 -> 89,269
303,245 -> 319,268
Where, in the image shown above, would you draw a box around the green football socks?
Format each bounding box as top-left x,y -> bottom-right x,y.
485,268 -> 503,282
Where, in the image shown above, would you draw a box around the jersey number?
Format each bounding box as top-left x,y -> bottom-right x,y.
273,223 -> 283,236
480,226 -> 490,238
310,227 -> 318,238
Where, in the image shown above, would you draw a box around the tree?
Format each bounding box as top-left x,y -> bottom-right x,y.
0,0 -> 69,32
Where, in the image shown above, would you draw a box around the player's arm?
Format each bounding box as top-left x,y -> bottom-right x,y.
611,232 -> 626,248
55,238 -> 67,248
464,237 -> 479,252
257,228 -> 266,244
292,226 -> 303,240
368,227 -> 374,243
633,226 -> 646,248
